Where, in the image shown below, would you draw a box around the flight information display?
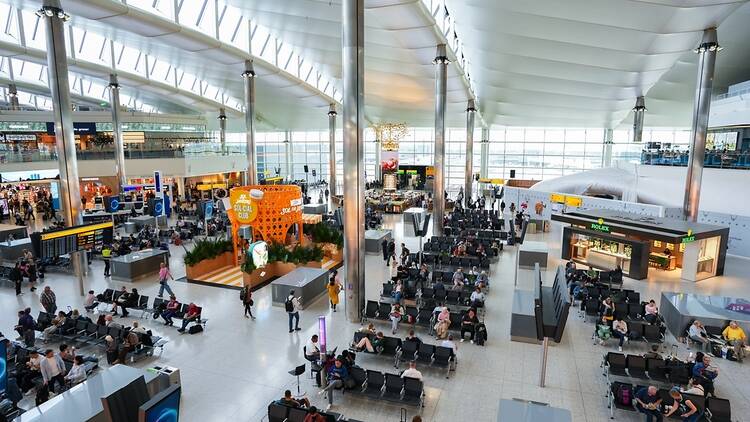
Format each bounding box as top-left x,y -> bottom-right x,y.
31,221 -> 114,259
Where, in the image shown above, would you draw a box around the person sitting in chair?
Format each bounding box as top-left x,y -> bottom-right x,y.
469,286 -> 485,308
644,300 -> 659,324
278,389 -> 310,408
688,320 -> 711,353
177,303 -> 200,333
352,331 -> 384,353
305,335 -> 320,361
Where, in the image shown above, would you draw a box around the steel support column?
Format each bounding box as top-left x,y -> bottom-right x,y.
218,107 -> 227,155
342,0 -> 365,323
464,99 -> 476,207
374,139 -> 382,183
328,104 -> 337,197
632,96 -> 646,143
242,61 -> 257,185
683,28 -> 720,222
8,83 -> 19,110
433,44 -> 448,235
108,74 -> 126,190
285,131 -> 292,181
602,128 -> 614,168
480,127 -> 489,179
39,0 -> 86,295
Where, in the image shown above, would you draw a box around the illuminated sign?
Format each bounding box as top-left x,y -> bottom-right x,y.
550,193 -> 565,203
589,218 -> 610,233
230,189 -> 259,224
40,221 -> 113,241
682,229 -> 695,244
565,197 -> 582,207
479,178 -> 505,185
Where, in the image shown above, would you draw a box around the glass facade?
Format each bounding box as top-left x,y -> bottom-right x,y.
223,127 -> 689,191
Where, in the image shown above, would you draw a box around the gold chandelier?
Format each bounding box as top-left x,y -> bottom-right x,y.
373,122 -> 408,151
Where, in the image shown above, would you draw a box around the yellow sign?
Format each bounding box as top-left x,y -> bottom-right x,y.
229,189 -> 258,224
479,178 -> 504,185
550,193 -> 565,203
40,222 -> 113,241
196,185 -> 212,191
565,196 -> 582,207
687,229 -> 693,237
598,218 -> 604,225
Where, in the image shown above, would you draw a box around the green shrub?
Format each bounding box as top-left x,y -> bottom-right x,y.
241,242 -> 324,274
304,222 -> 343,248
183,238 -> 232,266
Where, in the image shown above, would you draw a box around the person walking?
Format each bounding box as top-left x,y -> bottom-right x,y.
381,238 -> 389,264
40,286 -> 57,315
157,262 -> 175,297
10,262 -> 22,296
327,271 -> 341,312
240,285 -> 255,320
101,244 -> 112,277
286,290 -> 302,333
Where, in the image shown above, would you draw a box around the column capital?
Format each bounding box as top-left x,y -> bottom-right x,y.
433,44 -> 450,64
694,28 -> 721,53
108,74 -> 120,90
466,99 -> 476,113
242,60 -> 256,78
633,96 -> 646,112
36,3 -> 69,21
218,107 -> 227,120
328,103 -> 337,116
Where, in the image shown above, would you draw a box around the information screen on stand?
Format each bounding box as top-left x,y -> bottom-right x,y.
30,221 -> 114,259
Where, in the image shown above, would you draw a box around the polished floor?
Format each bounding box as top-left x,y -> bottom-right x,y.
2,212 -> 750,421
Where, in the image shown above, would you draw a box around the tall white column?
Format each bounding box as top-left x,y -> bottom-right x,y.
464,99 -> 476,207
433,44 -> 448,235
632,96 -> 646,143
480,127 -> 489,179
108,74 -> 127,190
328,104 -> 337,197
602,128 -> 614,168
285,130 -> 293,181
39,0 -> 86,295
218,107 -> 227,155
242,60 -> 257,185
683,28 -> 720,222
342,0 -> 366,323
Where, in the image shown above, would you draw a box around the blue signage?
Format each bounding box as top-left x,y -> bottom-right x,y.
205,202 -> 214,219
154,200 -> 164,215
109,198 -> 120,211
45,122 -> 98,135
49,181 -> 60,210
0,338 -> 6,393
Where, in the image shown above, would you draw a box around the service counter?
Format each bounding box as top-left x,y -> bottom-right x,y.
0,237 -> 31,261
0,223 -> 28,242
271,267 -> 329,309
365,229 -> 392,253
497,399 -> 571,422
660,292 -> 750,339
14,365 -> 167,422
553,210 -> 729,281
130,215 -> 167,229
402,207 -> 427,236
110,248 -> 169,282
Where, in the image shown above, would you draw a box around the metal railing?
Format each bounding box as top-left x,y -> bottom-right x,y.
0,145 -> 246,164
714,87 -> 750,100
641,150 -> 750,169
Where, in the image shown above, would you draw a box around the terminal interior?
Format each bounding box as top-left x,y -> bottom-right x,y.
1,1 -> 750,422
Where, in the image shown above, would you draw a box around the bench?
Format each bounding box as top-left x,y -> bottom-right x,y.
347,366 -> 424,407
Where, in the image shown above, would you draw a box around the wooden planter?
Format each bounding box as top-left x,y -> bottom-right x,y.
185,251 -> 234,280
241,260 -> 325,288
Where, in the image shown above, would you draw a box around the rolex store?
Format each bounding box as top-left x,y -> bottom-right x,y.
552,210 -> 729,282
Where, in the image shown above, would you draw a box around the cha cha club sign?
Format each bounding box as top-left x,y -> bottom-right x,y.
230,189 -> 261,224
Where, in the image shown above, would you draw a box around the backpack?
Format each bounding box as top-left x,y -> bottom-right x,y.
475,324 -> 487,346
597,325 -> 612,340
239,287 -> 247,302
285,297 -> 294,312
188,324 -> 203,334
617,384 -> 631,406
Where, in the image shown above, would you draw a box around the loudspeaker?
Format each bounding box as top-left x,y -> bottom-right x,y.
304,165 -> 309,173
312,169 -> 317,177
510,169 -> 516,178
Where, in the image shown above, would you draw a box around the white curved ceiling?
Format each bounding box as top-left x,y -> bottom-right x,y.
5,0 -> 750,129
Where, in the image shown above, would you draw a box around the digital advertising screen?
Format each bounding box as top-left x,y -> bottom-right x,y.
0,340 -> 7,394
140,385 -> 181,422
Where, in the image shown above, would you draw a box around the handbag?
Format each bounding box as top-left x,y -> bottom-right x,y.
249,299 -> 254,306
188,325 -> 203,334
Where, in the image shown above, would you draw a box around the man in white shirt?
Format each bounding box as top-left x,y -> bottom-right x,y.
441,335 -> 458,354
130,321 -> 148,334
40,349 -> 66,393
401,361 -> 423,381
305,335 -> 321,360
64,356 -> 87,385
688,320 -> 710,353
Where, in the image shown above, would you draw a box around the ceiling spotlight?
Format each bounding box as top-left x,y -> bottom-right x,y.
241,70 -> 256,79
44,9 -> 54,17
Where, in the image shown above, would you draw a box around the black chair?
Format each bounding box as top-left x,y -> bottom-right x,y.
364,300 -> 379,320
627,303 -> 642,320
382,283 -> 394,297
643,324 -> 664,343
421,287 -> 434,299
400,340 -> 418,362
626,291 -> 640,304
349,366 -> 367,393
432,346 -> 454,378
377,302 -> 391,320
706,397 -> 731,422
382,373 -> 403,402
646,358 -> 668,382
605,352 -> 627,377
416,343 -> 434,364
364,370 -> 385,399
268,402 -> 289,422
405,306 -> 418,324
629,322 -> 645,342
134,295 -> 149,317
401,377 -> 424,407
446,290 -> 460,306
626,355 -> 647,379
286,406 -> 308,422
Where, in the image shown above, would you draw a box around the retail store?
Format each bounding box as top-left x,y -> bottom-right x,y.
552,210 -> 729,281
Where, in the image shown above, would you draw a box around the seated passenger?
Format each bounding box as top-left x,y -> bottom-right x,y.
663,387 -> 700,421
353,331 -> 384,353
440,335 -> 458,355
459,309 -> 479,343
612,317 -> 628,352
475,270 -> 489,288
277,389 -> 310,408
390,303 -> 403,334
305,335 -> 320,361
42,311 -> 67,342
642,344 -> 662,360
688,320 -> 711,353
722,320 -> 747,362
64,356 -> 87,386
404,329 -> 422,347
400,361 -> 423,381
391,280 -> 404,303
644,300 -> 659,324
452,268 -> 465,288
692,355 -> 718,397
177,302 -> 200,333
434,307 -> 451,340
469,286 -> 485,308
161,295 -> 180,326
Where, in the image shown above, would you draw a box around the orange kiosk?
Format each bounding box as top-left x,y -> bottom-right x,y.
227,185 -> 304,266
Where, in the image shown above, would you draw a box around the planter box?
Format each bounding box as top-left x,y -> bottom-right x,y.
242,260 -> 325,288
185,251 -> 233,280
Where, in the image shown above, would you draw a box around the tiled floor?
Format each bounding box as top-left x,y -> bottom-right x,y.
2,212 -> 749,421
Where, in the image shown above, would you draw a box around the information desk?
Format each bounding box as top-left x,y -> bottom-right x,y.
0,223 -> 27,242
0,237 -> 31,261
364,229 -> 392,253
271,267 -> 329,309
660,292 -> 750,339
15,364 -> 166,422
82,210 -> 131,224
130,215 -> 167,229
510,289 -> 538,344
403,207 -> 427,236
497,399 -> 572,422
517,241 -> 548,269
110,248 -> 169,282
302,203 -> 328,215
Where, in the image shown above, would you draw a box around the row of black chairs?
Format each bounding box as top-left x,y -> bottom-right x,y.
603,352 -> 692,386
591,316 -> 665,346
98,288 -> 208,328
609,381 -> 731,421
418,253 -> 490,270
363,299 -> 470,335
347,366 -> 425,407
267,402 -> 345,422
351,332 -> 457,377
